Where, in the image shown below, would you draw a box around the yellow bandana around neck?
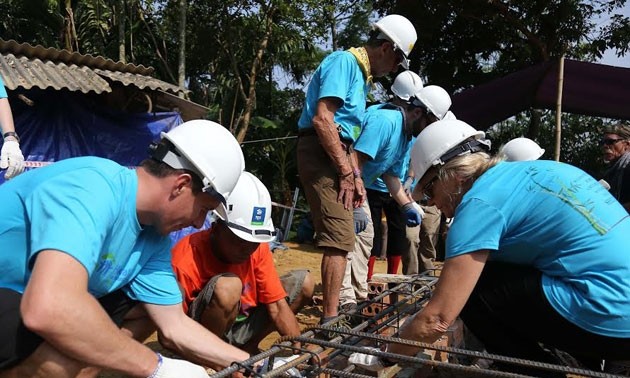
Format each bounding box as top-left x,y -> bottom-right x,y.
348,47 -> 373,84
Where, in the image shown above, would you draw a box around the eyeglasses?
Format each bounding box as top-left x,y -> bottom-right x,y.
600,138 -> 625,146
422,175 -> 438,200
389,43 -> 405,65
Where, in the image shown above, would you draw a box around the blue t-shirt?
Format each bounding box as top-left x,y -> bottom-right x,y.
0,76 -> 7,98
297,51 -> 369,142
369,136 -> 415,193
447,160 -> 630,337
0,156 -> 181,305
355,104 -> 409,188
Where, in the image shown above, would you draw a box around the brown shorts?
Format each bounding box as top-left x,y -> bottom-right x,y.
297,134 -> 354,252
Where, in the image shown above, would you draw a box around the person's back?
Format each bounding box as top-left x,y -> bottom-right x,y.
0,156 -> 175,300
449,159 -> 630,335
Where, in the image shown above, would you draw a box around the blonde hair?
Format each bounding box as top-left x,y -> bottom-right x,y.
437,152 -> 504,184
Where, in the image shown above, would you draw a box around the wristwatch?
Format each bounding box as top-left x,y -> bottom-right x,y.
3,131 -> 19,142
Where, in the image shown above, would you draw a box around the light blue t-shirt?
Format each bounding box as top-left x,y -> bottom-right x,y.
369,136 -> 415,193
355,104 -> 410,188
297,51 -> 369,142
0,76 -> 7,98
447,160 -> 630,337
0,156 -> 181,305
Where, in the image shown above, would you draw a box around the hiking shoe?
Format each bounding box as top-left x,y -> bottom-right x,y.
339,302 -> 365,326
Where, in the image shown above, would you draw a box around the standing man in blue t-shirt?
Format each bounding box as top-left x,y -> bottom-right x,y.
296,14 -> 417,324
0,120 -> 257,377
0,75 -> 25,180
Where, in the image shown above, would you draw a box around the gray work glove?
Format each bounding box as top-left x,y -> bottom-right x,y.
353,206 -> 369,234
257,355 -> 303,377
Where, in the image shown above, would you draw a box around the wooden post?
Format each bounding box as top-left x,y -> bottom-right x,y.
554,55 -> 565,162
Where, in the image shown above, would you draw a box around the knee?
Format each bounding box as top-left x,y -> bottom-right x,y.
210,276 -> 242,310
300,271 -> 315,300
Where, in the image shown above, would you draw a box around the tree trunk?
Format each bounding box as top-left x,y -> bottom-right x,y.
177,0 -> 187,97
118,0 -> 126,63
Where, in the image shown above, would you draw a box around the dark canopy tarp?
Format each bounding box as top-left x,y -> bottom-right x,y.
450,58 -> 630,131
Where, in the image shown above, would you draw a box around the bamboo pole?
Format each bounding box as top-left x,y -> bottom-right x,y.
554,55 -> 565,162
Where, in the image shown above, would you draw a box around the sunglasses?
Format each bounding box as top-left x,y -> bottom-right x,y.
600,138 -> 625,146
422,175 -> 438,201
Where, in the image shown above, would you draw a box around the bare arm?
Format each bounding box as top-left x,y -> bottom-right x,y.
312,98 -> 356,209
383,174 -> 413,207
388,250 -> 490,356
0,97 -> 16,135
144,302 -> 250,370
266,299 -> 301,338
312,98 -> 351,176
21,250 -> 158,377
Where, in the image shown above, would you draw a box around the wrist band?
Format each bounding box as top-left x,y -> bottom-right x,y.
147,353 -> 163,378
3,131 -> 19,142
353,168 -> 361,178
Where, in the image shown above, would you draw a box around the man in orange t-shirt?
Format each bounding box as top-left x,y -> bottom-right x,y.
171,172 -> 314,353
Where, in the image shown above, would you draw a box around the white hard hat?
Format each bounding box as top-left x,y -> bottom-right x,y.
410,119 -> 488,180
372,14 -> 417,69
155,119 -> 245,220
391,71 -> 424,101
500,137 -> 545,161
415,85 -> 452,120
217,172 -> 276,243
442,111 -> 457,120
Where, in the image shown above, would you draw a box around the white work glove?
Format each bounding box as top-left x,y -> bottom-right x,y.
257,355 -> 303,377
0,140 -> 25,179
148,354 -> 209,378
348,347 -> 391,372
403,176 -> 415,196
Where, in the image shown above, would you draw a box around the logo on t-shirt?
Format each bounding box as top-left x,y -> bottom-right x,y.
251,207 -> 265,225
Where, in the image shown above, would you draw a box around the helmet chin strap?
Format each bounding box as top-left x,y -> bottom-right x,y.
438,138 -> 492,165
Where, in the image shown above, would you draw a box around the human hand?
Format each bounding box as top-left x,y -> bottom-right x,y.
402,202 -> 423,227
257,355 -> 302,377
348,347 -> 390,372
337,172 -> 355,210
353,206 -> 369,234
353,176 -> 366,208
149,354 -> 208,377
0,140 -> 25,179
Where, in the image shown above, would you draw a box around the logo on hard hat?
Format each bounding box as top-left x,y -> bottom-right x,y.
251,207 -> 266,225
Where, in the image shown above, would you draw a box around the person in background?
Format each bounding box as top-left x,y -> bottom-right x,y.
171,172 -> 315,354
296,14 -> 417,324
339,71 -> 428,312
400,86 -> 453,276
499,137 -> 545,162
0,76 -> 25,180
600,123 -> 630,212
351,119 -> 630,376
0,120 -> 255,378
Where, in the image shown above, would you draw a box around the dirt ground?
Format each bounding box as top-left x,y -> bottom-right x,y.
98,241 -> 389,378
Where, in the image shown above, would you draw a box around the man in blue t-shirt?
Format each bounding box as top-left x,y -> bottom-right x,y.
297,14 -> 417,323
0,120 -> 254,377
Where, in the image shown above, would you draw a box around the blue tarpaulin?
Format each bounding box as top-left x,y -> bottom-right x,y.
1,91 -> 183,181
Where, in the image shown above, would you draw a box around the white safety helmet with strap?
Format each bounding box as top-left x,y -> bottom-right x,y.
391,71 -> 424,102
411,119 -> 490,180
415,85 -> 452,120
372,14 -> 417,69
150,119 -> 245,220
217,171 -> 276,243
500,137 -> 545,161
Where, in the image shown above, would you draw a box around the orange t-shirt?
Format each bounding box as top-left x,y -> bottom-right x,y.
171,227 -> 286,315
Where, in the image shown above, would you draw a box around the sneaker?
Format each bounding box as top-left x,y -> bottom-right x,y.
339,302 -> 364,327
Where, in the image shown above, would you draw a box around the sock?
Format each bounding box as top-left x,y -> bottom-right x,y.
367,256 -> 377,280
387,255 -> 402,274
